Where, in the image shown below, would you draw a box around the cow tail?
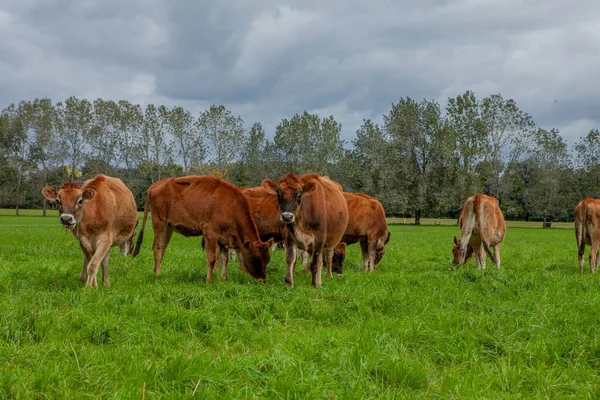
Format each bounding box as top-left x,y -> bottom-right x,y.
132,192 -> 151,258
475,194 -> 497,264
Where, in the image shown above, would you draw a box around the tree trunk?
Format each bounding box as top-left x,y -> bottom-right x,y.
414,209 -> 421,225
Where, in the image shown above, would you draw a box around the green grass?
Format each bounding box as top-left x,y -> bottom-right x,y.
1,212 -> 599,398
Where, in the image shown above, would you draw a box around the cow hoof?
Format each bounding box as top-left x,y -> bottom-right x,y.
284,276 -> 294,287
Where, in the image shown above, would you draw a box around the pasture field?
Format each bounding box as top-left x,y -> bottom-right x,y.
1,213 -> 599,398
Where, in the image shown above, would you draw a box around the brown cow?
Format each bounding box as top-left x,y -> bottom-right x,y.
132,175 -> 274,282
575,197 -> 600,273
262,173 -> 349,287
452,193 -> 506,269
41,174 -> 138,288
332,192 -> 390,274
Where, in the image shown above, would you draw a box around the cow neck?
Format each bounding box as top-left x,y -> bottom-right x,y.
231,204 -> 261,247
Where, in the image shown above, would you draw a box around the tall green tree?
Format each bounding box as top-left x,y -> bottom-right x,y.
139,104 -> 175,182
446,91 -> 487,212
480,94 -> 535,198
574,129 -> 600,199
196,105 -> 244,178
271,111 -> 344,176
29,98 -> 61,215
385,98 -> 455,223
169,106 -> 202,175
236,122 -> 268,186
116,100 -> 143,180
524,128 -> 571,226
88,98 -> 120,174
56,96 -> 92,181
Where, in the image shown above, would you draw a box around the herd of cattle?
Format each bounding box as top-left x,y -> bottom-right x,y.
40,173 -> 600,289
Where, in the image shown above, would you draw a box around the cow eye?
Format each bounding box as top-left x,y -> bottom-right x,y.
77,198 -> 84,205
276,189 -> 283,199
296,191 -> 302,200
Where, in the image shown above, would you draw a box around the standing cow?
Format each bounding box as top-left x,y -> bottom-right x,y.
575,197 -> 600,273
133,176 -> 274,283
262,173 -> 349,287
452,193 -> 505,269
332,192 -> 390,274
42,174 -> 138,288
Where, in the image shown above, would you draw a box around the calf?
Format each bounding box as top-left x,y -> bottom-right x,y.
575,197 -> 600,273
133,176 -> 274,282
452,193 -> 506,269
42,174 -> 138,288
262,173 -> 349,287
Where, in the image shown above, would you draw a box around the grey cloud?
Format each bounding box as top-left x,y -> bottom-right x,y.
0,0 -> 599,145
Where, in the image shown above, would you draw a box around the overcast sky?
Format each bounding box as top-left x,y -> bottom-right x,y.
1,0 -> 599,146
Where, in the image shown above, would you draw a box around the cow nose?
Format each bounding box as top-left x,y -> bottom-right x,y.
60,214 -> 74,225
280,212 -> 295,223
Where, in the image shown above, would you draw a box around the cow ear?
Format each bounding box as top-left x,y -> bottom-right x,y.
384,232 -> 391,244
42,187 -> 58,201
302,180 -> 317,195
453,236 -> 458,245
82,188 -> 96,201
261,179 -> 277,195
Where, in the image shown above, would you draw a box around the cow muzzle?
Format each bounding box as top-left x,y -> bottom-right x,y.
59,214 -> 76,228
280,212 -> 295,224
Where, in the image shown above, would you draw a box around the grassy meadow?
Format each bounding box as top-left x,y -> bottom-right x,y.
1,210 -> 600,398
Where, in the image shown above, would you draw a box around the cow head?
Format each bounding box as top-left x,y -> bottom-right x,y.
42,182 -> 96,229
240,238 -> 275,281
452,236 -> 474,265
332,242 -> 347,274
374,231 -> 391,265
262,174 -> 316,225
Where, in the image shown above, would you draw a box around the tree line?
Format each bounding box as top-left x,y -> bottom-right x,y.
1,91 -> 599,223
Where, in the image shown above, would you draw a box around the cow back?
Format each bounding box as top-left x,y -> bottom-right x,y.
147,176 -> 260,244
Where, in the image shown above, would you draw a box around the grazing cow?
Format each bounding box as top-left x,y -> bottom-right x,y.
133,176 -> 274,283
332,192 -> 390,274
575,197 -> 600,273
41,174 -> 138,288
262,173 -> 349,287
452,193 -> 506,269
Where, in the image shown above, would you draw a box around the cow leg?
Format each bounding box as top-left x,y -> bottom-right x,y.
219,244 -> 229,281
284,242 -> 297,287
578,241 -> 586,274
494,245 -> 501,269
79,245 -> 91,283
299,251 -> 310,274
310,249 -> 324,287
101,251 -> 110,287
152,221 -> 173,275
323,247 -> 334,279
237,249 -> 247,274
360,241 -> 370,272
86,237 -> 112,288
204,235 -> 219,283
591,240 -> 600,274
475,244 -> 486,270
367,241 -> 377,272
